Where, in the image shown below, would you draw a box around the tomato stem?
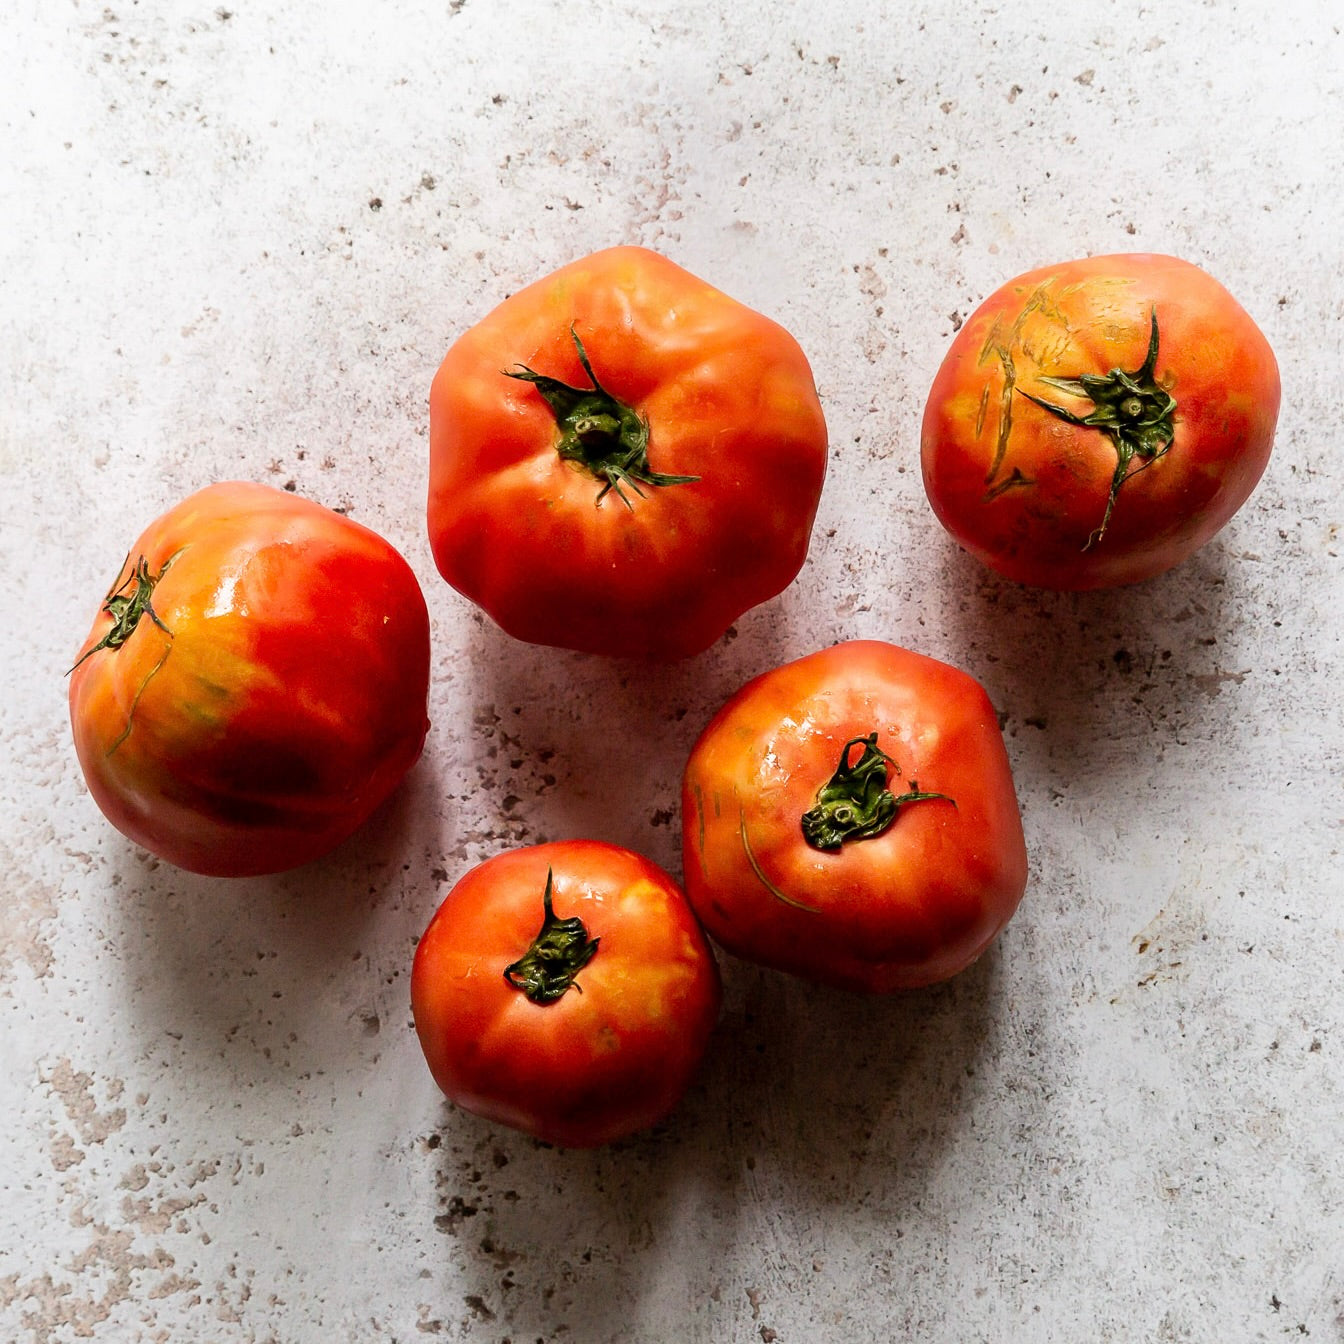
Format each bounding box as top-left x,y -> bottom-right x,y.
70,553 -> 176,673
1017,308 -> 1176,548
502,869 -> 599,1005
800,733 -> 952,852
504,327 -> 699,509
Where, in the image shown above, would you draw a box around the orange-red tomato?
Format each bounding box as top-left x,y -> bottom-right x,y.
921,253 -> 1280,588
69,482 -> 431,877
682,640 -> 1028,993
411,841 -> 721,1148
427,246 -> 828,659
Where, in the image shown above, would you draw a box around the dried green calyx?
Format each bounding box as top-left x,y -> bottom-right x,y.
800,733 -> 952,852
1019,307 -> 1177,548
71,554 -> 175,672
504,327 -> 699,508
502,869 -> 599,1005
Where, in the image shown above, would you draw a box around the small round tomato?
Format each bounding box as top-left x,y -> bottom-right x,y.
411,840 -> 720,1148
681,640 -> 1027,993
69,481 -> 431,877
921,253 -> 1280,588
427,245 -> 828,659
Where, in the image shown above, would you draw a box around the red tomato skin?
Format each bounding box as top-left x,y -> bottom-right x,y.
682,641 -> 1028,993
69,482 -> 431,877
427,246 -> 828,659
411,841 -> 721,1148
921,253 -> 1280,588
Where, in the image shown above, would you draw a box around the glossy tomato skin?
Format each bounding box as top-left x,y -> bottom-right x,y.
427,246 -> 828,659
69,482 -> 431,877
682,641 -> 1027,993
411,841 -> 721,1148
921,253 -> 1280,589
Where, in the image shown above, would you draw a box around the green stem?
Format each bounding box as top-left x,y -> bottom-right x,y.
504,327 -> 699,508
70,553 -> 176,673
502,869 -> 599,1005
800,733 -> 952,852
1018,308 -> 1177,548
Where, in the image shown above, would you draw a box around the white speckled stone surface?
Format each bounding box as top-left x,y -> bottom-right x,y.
4,2 -> 1342,1340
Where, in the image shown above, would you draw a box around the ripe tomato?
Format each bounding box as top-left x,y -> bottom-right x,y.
427,246 -> 828,659
921,253 -> 1280,588
681,640 -> 1028,993
411,841 -> 721,1148
69,482 -> 431,877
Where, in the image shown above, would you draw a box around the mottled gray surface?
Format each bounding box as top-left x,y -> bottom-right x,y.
3,1 -> 1341,1340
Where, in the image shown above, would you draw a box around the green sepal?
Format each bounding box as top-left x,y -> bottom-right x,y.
1018,308 -> 1177,547
800,733 -> 953,852
70,554 -> 175,674
505,327 -> 699,509
502,869 -> 600,1005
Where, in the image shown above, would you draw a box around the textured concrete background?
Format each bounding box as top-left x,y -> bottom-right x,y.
3,1 -> 1342,1340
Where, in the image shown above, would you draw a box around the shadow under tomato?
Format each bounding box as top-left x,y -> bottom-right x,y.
415,938 -> 1022,1342
101,755 -> 441,1081
419,1102 -> 719,1341
451,600 -> 804,881
701,942 -> 1010,1208
927,533 -> 1262,797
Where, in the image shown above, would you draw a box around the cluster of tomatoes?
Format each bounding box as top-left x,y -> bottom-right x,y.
69,245 -> 1279,1148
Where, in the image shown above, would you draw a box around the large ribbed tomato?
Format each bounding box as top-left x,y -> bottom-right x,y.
427,246 -> 828,659
69,481 -> 431,877
921,253 -> 1280,588
411,841 -> 721,1148
682,641 -> 1028,993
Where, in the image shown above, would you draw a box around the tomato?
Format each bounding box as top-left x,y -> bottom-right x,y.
920,253 -> 1280,589
69,481 -> 431,877
681,640 -> 1027,993
427,245 -> 828,659
411,840 -> 720,1148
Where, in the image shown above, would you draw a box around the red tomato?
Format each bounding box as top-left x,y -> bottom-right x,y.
681,640 -> 1027,993
921,253 -> 1280,588
411,841 -> 721,1148
427,246 -> 828,659
69,482 -> 431,877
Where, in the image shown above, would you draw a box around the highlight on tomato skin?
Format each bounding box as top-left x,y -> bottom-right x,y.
410,840 -> 722,1149
426,245 -> 829,660
67,481 -> 432,878
920,253 -> 1281,590
681,639 -> 1028,994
